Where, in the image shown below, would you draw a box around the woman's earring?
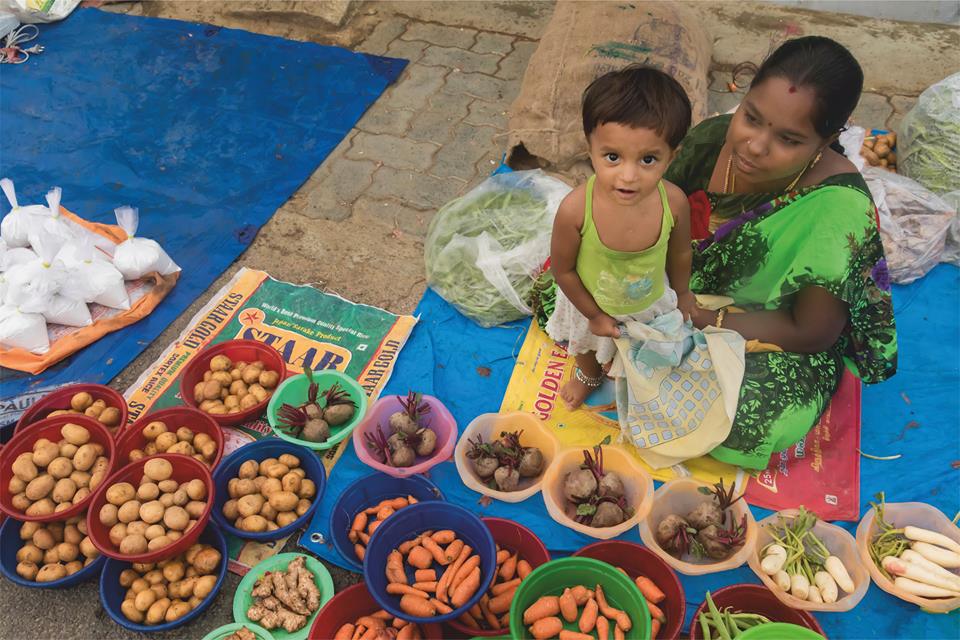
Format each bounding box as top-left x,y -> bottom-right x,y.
810,150 -> 823,168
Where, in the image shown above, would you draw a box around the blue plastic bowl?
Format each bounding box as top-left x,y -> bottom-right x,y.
99,522 -> 228,633
331,472 -> 446,571
363,501 -> 496,624
0,516 -> 106,588
211,438 -> 326,541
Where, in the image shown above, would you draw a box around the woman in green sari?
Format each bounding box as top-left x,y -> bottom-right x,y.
536,36 -> 897,469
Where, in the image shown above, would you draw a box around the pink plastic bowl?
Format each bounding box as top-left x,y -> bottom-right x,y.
352,394 -> 457,478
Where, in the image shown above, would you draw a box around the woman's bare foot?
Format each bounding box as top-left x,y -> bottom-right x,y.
561,378 -> 596,410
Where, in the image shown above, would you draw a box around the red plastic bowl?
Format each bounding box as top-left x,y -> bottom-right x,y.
179,339 -> 289,427
446,517 -> 552,637
85,454 -> 214,563
309,582 -> 444,640
116,407 -> 224,470
573,540 -> 685,639
688,584 -> 826,639
0,414 -> 116,522
15,384 -> 129,436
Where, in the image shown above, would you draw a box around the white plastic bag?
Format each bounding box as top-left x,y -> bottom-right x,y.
112,206 -> 180,280
0,238 -> 36,271
27,187 -> 77,249
1,0 -> 80,23
0,304 -> 49,354
898,73 -> 960,196
4,236 -> 91,327
56,235 -> 130,310
424,170 -> 572,327
0,178 -> 47,248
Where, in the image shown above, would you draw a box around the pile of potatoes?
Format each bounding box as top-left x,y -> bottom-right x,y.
98,458 -> 208,556
222,453 -> 316,533
8,423 -> 110,517
15,514 -> 100,582
46,391 -> 123,431
127,420 -> 219,467
193,356 -> 280,416
118,542 -> 222,625
861,131 -> 897,172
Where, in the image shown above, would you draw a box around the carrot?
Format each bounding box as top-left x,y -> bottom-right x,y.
570,585 -> 590,606
356,616 -> 386,628
351,511 -> 368,534
470,604 -> 482,619
350,626 -> 365,640
439,544 -> 472,602
614,624 -> 625,640
349,530 -> 359,543
414,569 -> 436,583
531,616 -> 563,639
420,536 -> 448,565
355,544 -> 366,561
388,496 -> 410,510
430,598 -> 453,615
358,531 -> 371,545
500,552 -> 518,581
412,581 -> 438,592
596,615 -> 610,640
357,626 -> 379,640
457,612 -> 480,630
444,539 -> 464,564
371,610 -> 392,620
479,594 -> 500,630
399,594 -> 435,618
558,587 -> 578,622
376,506 -> 395,521
523,595 -> 560,624
398,536 -> 422,555
488,586 -> 517,614
595,584 -> 631,632
579,598 -> 599,633
491,577 -> 521,595
647,601 -> 666,623
396,624 -> 417,640
452,566 -> 482,607
498,613 -> 510,628
387,550 -> 407,584
367,520 -> 382,536
392,617 -> 409,628
334,623 -> 355,640
431,530 -> 455,545
451,555 -> 481,593
560,631 -> 595,640
650,618 -> 661,638
634,576 -> 665,604
517,559 -> 533,579
495,549 -> 511,564
387,584 -> 430,599
614,566 -> 629,577
365,499 -> 390,514
407,495 -> 418,504
407,546 -> 434,570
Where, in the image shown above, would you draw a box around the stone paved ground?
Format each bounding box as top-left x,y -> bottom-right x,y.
1,1 -> 956,638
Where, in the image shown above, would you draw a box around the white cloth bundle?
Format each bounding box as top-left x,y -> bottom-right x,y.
112,206 -> 179,280
56,235 -> 130,310
4,236 -> 91,327
0,304 -> 49,354
0,178 -> 48,248
27,187 -> 78,249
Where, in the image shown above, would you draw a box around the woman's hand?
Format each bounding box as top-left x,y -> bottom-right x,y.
589,313 -> 621,338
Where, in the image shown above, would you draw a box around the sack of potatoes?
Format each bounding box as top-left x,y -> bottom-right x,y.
861,131 -> 898,172
194,356 -> 280,416
14,513 -> 100,583
222,453 -> 316,533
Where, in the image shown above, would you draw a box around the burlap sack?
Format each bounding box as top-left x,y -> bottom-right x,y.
507,1 -> 711,180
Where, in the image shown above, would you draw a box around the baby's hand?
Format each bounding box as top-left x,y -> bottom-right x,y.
677,290 -> 697,323
589,313 -> 621,338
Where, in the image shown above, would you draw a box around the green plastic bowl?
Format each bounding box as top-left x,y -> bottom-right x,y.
267,370 -> 368,450
233,553 -> 335,640
202,622 -> 274,640
509,556 -> 651,639
737,623 -> 826,640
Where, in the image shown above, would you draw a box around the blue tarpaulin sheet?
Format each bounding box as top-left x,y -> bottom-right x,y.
305,264 -> 960,638
0,8 -> 405,416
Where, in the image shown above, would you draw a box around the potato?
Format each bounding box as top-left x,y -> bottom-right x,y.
185,478 -> 206,501
8,475 -> 26,494
46,457 -> 73,480
248,384 -> 268,403
142,421 -> 167,441
139,500 -> 166,524
119,568 -> 139,587
17,544 -> 43,564
137,482 -> 160,501
211,371 -> 233,387
280,472 -> 301,494
266,521 -> 279,532
159,493 -> 175,508
64,560 -> 84,575
164,506 -> 189,531
265,463 -> 289,480
158,479 -> 179,493
235,478 -> 257,497
298,479 -> 317,499
71,392 -> 94,411
117,499 -> 141,523
295,498 -> 312,517
80,537 -> 98,559
12,454 -> 38,483
267,491 -> 298,513
241,365 -> 263,385
163,561 -> 185,583
56,542 -> 79,563
88,471 -> 106,493
238,494 -> 265,518
259,502 -> 278,521
228,380 -> 248,397
192,547 -> 222,575
210,354 -> 232,371
126,521 -> 149,538
172,488 -> 189,507
202,380 -> 222,402
238,394 -> 259,411
99,407 -> 121,428
276,511 -> 298,528
69,470 -> 91,489
146,598 -> 171,625
31,439 -> 60,467
11,493 -> 32,512
63,524 -> 82,545
260,477 -> 282,496
59,442 -> 78,459
147,535 -> 172,551
85,404 -> 105,419
155,431 -> 179,453
144,458 -> 173,482
144,524 -> 166,541
60,423 -> 91,446
52,478 -> 77,504
36,564 -> 68,582
16,561 -> 39,581
151,583 -> 169,599
134,588 -> 158,612
239,515 -> 268,532
120,534 -> 148,555
193,573 -> 217,599
171,426 -> 193,443
25,474 -> 55,501
259,370 -> 280,389
25,499 -> 55,517
106,482 -> 135,506
43,548 -> 60,564
165,600 -> 191,622
33,526 -> 56,550
238,460 -> 259,480
109,523 -> 128,546
289,467 -> 306,480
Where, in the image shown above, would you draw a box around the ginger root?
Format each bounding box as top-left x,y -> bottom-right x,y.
245,556 -> 320,633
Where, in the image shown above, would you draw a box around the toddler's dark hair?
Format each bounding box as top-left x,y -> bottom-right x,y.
582,64 -> 692,149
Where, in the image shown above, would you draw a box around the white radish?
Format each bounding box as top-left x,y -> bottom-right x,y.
774,570 -> 791,592
901,550 -> 960,588
903,526 -> 960,555
761,545 -> 788,575
807,585 -> 823,603
883,555 -> 960,592
814,570 -> 839,603
912,541 -> 960,569
790,573 -> 810,600
824,555 -> 854,593
893,576 -> 960,599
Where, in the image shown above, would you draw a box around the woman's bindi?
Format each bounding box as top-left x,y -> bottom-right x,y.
788,85 -> 797,93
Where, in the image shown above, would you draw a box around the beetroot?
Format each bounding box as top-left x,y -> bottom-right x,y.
563,468 -> 598,503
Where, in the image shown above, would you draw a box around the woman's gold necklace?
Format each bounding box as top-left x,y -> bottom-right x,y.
723,150 -> 822,194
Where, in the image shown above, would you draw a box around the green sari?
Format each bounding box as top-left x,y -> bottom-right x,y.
533,115 -> 897,470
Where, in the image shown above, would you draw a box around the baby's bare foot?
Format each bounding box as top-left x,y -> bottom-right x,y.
561,378 -> 594,410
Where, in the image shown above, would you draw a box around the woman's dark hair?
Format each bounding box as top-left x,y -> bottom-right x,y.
582,64 -> 692,149
751,36 -> 863,149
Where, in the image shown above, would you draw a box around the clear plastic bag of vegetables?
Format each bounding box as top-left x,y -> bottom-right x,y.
424,170 -> 572,327
898,73 -> 960,196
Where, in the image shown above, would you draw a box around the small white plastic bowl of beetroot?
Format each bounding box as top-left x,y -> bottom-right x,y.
454,411 -> 559,504
352,393 -> 456,478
